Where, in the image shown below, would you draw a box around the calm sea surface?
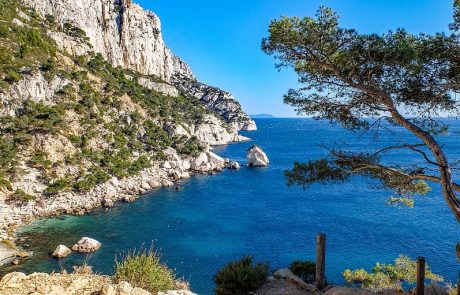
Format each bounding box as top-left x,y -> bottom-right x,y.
4,118 -> 460,294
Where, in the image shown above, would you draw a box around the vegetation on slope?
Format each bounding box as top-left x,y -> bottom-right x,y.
0,0 -> 209,201
114,245 -> 178,293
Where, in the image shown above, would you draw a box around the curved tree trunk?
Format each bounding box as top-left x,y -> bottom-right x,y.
387,104 -> 460,224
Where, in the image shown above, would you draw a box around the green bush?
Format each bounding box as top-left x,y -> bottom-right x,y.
0,0 -> 57,86
7,189 -> 36,204
62,22 -> 88,40
30,151 -> 52,170
45,178 -> 71,195
173,135 -> 205,157
343,255 -> 443,292
114,246 -> 177,293
4,69 -> 21,82
213,256 -> 268,295
0,178 -> 13,191
0,136 -> 17,174
1,100 -> 66,137
74,166 -> 110,192
289,260 -> 316,284
128,155 -> 151,174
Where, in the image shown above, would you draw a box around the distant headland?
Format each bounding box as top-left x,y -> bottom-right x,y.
250,114 -> 275,118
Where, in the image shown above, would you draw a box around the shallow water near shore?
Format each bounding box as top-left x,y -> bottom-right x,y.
4,118 -> 460,294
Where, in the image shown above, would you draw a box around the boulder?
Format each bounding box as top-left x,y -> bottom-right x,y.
52,245 -> 71,258
226,160 -> 240,169
273,268 -> 310,289
162,161 -> 172,169
191,153 -> 208,170
207,151 -> 225,169
102,198 -> 114,208
424,284 -> 449,295
71,237 -> 101,253
123,196 -> 136,203
247,145 -> 269,167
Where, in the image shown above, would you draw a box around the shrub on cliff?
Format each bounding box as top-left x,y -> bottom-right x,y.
114,246 -> 177,293
343,255 -> 443,292
6,189 -> 36,205
213,256 -> 268,295
289,260 -> 316,283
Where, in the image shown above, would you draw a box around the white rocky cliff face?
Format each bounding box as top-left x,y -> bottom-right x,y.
21,0 -> 256,132
22,0 -> 194,82
172,75 -> 257,131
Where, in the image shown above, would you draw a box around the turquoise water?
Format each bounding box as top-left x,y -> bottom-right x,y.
5,118 -> 460,294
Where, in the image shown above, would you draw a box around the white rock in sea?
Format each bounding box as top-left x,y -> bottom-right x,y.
71,237 -> 101,253
247,145 -> 269,167
52,245 -> 71,258
227,161 -> 241,170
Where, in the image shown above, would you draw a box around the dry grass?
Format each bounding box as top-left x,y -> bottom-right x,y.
113,245 -> 177,293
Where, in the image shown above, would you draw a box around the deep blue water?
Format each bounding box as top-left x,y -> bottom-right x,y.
5,118 -> 460,294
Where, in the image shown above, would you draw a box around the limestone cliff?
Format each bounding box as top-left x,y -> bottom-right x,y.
21,0 -> 256,131
21,0 -> 194,82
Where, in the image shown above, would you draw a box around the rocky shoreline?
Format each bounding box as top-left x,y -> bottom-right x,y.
0,145 -> 247,267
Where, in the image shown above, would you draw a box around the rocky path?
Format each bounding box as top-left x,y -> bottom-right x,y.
0,272 -> 196,295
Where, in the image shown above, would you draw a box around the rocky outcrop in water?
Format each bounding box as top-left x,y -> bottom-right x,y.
72,237 -> 101,253
52,245 -> 72,258
247,145 -> 269,167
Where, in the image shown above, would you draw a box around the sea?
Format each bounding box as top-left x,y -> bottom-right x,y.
3,118 -> 460,294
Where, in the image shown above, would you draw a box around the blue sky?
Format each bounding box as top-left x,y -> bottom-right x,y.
137,1 -> 454,117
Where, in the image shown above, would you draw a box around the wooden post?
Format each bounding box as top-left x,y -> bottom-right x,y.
416,257 -> 425,295
316,233 -> 326,290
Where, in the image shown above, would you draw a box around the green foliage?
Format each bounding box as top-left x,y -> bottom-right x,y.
114,246 -> 177,293
1,100 -> 66,138
7,189 -> 36,204
75,166 -> 110,192
285,150 -> 432,204
213,256 -> 268,295
62,22 -> 88,41
343,255 -> 443,292
263,6 -> 460,217
289,260 -> 316,284
142,121 -> 172,152
0,136 -> 17,176
0,178 -> 13,191
173,135 -> 205,157
45,178 -> 71,195
30,151 -> 52,170
84,54 -> 210,125
128,155 -> 151,175
0,0 -> 57,87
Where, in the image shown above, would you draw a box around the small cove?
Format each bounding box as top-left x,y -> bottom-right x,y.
4,118 -> 460,295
